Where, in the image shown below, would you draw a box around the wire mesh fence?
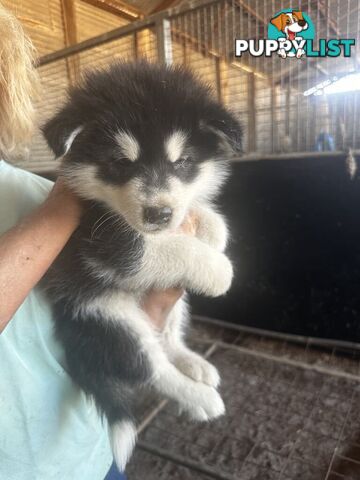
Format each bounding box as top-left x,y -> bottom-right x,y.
21,0 -> 360,172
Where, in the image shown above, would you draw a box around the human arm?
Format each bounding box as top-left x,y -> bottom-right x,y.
0,179 -> 82,332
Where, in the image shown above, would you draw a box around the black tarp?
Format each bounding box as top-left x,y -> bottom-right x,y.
192,154 -> 360,342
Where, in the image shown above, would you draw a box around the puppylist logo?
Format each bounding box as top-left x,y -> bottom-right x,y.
235,8 -> 355,59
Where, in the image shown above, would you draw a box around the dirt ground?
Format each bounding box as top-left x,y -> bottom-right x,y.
126,320 -> 360,480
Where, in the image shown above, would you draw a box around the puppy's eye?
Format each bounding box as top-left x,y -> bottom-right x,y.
174,156 -> 192,168
286,19 -> 291,24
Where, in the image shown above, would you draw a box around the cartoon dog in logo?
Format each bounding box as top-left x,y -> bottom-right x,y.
270,10 -> 308,58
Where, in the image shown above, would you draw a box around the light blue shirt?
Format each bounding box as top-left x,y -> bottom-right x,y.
0,160 -> 112,480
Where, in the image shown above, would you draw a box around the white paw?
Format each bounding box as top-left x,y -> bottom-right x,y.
203,254 -> 233,297
174,353 -> 220,388
186,406 -> 209,422
184,386 -> 225,421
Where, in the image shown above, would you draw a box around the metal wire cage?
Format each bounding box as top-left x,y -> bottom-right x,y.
21,0 -> 360,172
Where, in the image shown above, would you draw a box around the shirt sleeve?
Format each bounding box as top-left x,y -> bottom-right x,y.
0,160 -> 53,235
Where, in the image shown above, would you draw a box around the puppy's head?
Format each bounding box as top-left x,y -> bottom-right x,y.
43,61 -> 242,234
270,11 -> 308,40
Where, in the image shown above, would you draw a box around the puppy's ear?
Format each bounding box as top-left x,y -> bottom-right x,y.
292,10 -> 303,21
271,13 -> 285,31
201,107 -> 242,155
42,107 -> 83,158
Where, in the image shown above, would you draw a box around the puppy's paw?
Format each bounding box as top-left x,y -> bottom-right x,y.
186,406 -> 209,422
186,386 -> 225,421
203,254 -> 233,297
174,352 -> 220,388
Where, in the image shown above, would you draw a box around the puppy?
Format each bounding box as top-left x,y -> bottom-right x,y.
42,61 -> 242,471
271,10 -> 308,58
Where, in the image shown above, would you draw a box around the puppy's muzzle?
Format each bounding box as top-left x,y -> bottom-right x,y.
143,206 -> 172,226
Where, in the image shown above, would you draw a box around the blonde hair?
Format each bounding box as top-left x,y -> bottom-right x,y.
0,3 -> 40,157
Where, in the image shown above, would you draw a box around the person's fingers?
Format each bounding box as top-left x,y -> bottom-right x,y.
178,212 -> 199,236
141,288 -> 184,330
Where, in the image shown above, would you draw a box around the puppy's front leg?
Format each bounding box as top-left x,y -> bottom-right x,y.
131,234 -> 233,297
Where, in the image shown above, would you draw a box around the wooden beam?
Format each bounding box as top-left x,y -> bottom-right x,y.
215,56 -> 222,102
133,32 -> 138,59
62,0 -> 77,46
61,0 -> 80,84
81,0 -> 142,21
150,0 -> 181,15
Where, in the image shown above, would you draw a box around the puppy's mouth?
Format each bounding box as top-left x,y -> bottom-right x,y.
287,22 -> 306,39
141,222 -> 171,234
287,30 -> 297,41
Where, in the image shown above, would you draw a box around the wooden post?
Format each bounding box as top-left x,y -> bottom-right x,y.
215,57 -> 222,102
182,31 -> 187,65
247,72 -> 256,152
156,18 -> 173,64
133,32 -> 138,59
61,0 -> 80,84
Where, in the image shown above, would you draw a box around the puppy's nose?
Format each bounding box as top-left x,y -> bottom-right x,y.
298,19 -> 306,27
143,206 -> 172,225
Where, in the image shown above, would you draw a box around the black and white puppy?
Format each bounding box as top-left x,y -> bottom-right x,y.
42,61 -> 242,470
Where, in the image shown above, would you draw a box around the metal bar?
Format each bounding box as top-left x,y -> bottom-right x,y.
192,314 -> 360,351
38,0 -> 221,66
137,441 -> 236,480
213,341 -> 360,381
270,84 -> 276,153
247,72 -> 256,152
156,18 -> 173,64
233,0 -> 266,26
324,390 -> 356,480
235,150 -> 360,161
